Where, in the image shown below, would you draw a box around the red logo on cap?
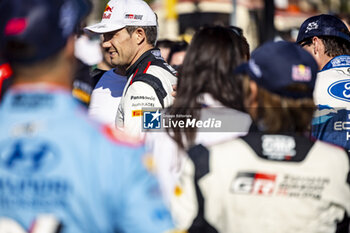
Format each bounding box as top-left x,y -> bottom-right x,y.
104,5 -> 114,13
103,5 -> 114,19
5,18 -> 27,36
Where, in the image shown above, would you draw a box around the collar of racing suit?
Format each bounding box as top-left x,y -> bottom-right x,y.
126,48 -> 162,77
242,122 -> 315,162
321,54 -> 350,72
247,121 -> 312,140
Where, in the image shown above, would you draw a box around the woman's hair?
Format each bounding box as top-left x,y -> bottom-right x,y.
227,26 -> 250,60
167,26 -> 247,149
242,76 -> 315,133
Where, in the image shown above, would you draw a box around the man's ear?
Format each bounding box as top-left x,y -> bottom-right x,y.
134,28 -> 146,45
244,80 -> 259,119
248,80 -> 258,108
63,35 -> 76,59
312,36 -> 324,56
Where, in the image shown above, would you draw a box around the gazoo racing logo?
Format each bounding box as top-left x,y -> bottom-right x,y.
230,172 -> 277,195
328,79 -> 350,102
125,14 -> 143,20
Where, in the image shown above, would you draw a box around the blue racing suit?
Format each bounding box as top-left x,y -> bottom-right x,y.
0,84 -> 174,233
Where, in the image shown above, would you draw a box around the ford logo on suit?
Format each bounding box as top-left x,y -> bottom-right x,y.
328,79 -> 350,102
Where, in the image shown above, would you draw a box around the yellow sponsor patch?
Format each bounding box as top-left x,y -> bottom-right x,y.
142,153 -> 155,173
72,88 -> 90,104
132,110 -> 143,117
174,185 -> 183,196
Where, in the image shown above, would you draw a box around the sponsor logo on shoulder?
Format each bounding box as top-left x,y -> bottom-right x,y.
328,79 -> 350,102
330,56 -> 350,68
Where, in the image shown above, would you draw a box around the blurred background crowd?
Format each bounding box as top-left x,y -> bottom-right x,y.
86,0 -> 350,49
2,0 -> 350,104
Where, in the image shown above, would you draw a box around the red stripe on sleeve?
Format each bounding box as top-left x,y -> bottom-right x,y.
143,61 -> 151,73
129,68 -> 139,85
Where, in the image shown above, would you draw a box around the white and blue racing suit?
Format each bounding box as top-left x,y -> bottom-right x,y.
0,84 -> 174,233
312,55 -> 350,150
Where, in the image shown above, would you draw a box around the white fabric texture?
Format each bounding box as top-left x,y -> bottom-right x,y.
88,69 -> 127,126
314,65 -> 350,109
145,94 -> 252,206
171,138 -> 350,232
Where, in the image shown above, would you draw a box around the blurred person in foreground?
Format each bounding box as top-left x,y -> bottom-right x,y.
0,1 -> 13,101
170,41 -> 350,232
146,26 -> 252,206
85,0 -> 177,138
296,14 -> 350,150
0,0 -> 175,232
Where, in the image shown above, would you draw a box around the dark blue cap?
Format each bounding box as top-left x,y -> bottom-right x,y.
0,0 -> 92,64
296,14 -> 350,44
236,41 -> 318,99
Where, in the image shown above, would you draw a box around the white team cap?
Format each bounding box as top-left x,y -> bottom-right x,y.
85,0 -> 157,34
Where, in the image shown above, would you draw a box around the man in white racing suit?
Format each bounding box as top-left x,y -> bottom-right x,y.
85,0 -> 177,137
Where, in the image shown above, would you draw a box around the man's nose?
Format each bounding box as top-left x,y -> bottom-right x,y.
102,40 -> 111,48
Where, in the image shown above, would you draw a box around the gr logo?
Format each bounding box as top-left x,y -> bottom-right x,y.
143,110 -> 161,129
230,172 -> 276,195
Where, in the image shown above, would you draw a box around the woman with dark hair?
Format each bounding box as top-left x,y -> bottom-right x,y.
146,26 -> 251,205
